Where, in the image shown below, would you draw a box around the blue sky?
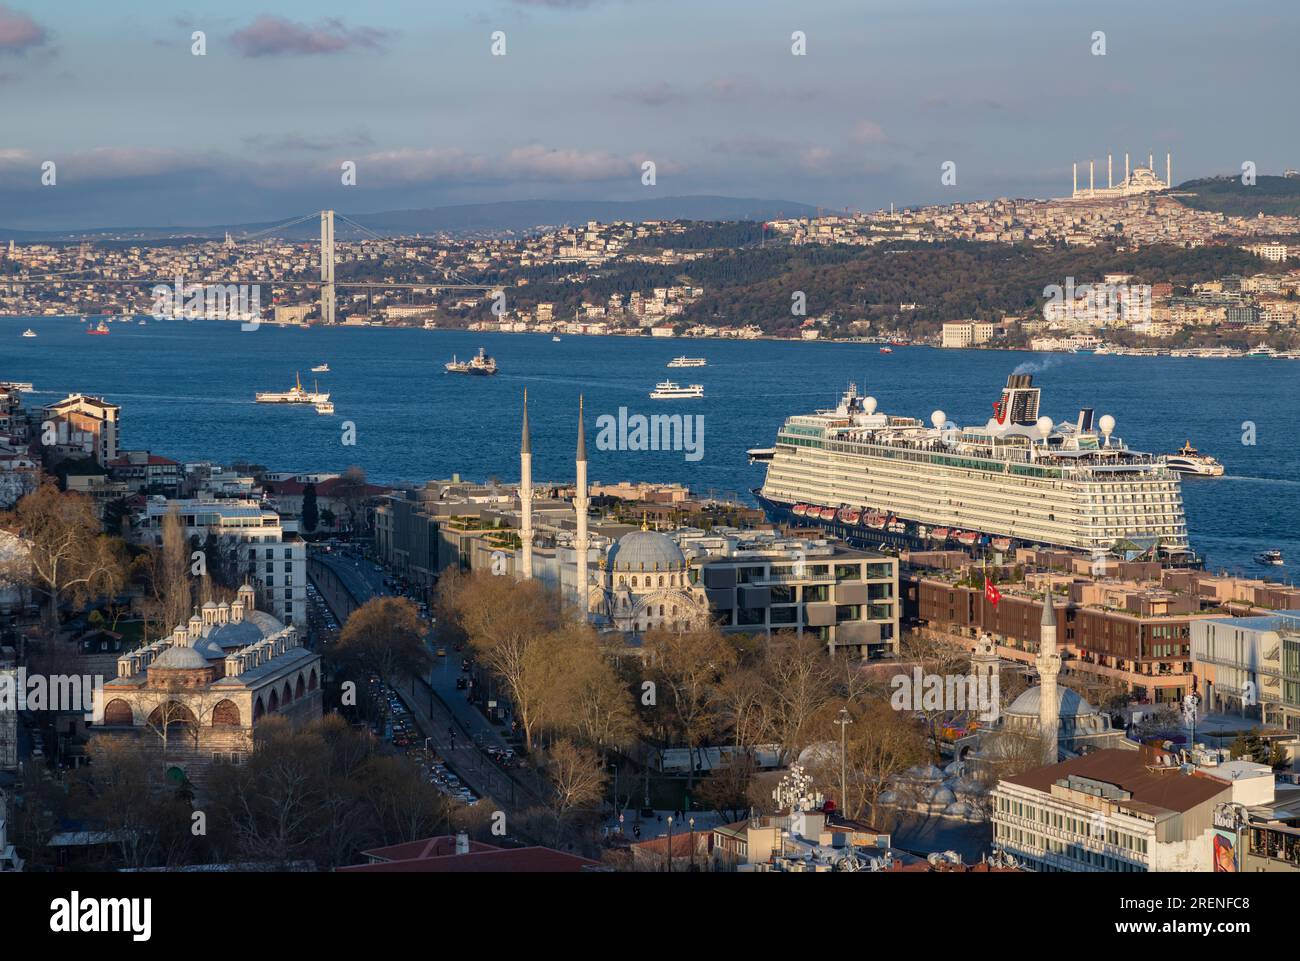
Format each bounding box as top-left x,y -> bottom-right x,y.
1,0 -> 1296,229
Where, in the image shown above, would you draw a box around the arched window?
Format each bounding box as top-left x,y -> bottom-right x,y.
308,669 -> 318,691
658,576 -> 664,587
212,699 -> 241,727
295,675 -> 306,699
103,698 -> 134,726
282,682 -> 293,705
658,604 -> 665,617
146,701 -> 197,737
618,576 -> 625,586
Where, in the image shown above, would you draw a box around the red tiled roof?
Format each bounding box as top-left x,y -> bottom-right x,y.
359,836 -> 496,862
1003,749 -> 1231,814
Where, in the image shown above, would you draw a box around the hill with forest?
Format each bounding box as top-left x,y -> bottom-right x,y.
471,238 -> 1288,337
1174,175 -> 1300,218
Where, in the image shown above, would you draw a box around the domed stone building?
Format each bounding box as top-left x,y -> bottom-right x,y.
598,523 -> 710,634
97,581 -> 322,788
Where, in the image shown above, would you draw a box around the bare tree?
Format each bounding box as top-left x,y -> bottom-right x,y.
5,483 -> 127,635
543,738 -> 607,846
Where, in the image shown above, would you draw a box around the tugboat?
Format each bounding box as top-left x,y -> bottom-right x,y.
1164,441 -> 1225,477
1256,550 -> 1284,566
86,319 -> 110,336
445,346 -> 498,375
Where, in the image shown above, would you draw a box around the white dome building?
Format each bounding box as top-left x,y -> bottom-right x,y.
600,523 -> 709,634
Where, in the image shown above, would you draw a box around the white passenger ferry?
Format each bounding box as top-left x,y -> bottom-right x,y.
650,380 -> 704,399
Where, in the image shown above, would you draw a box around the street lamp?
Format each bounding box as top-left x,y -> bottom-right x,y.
688,817 -> 695,871
666,815 -> 674,873
834,707 -> 853,816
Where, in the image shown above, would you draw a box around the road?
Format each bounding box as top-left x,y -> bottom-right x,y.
308,547 -> 547,810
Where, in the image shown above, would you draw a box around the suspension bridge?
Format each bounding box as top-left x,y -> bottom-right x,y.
2,210 -> 506,324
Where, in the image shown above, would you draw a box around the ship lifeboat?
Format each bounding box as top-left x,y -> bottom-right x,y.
991,537 -> 1012,552
865,513 -> 887,530
820,507 -> 838,521
955,531 -> 979,546
842,508 -> 861,525
930,528 -> 950,541
792,504 -> 808,517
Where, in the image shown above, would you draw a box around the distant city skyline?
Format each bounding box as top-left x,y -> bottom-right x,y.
2,0 -> 1297,229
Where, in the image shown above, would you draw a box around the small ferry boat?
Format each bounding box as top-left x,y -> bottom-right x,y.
314,400 -> 335,415
879,346 -> 893,354
1256,550 -> 1284,566
1164,441 -> 1224,477
21,329 -> 36,338
667,356 -> 707,368
255,373 -> 330,405
445,347 -> 498,375
649,380 -> 704,399
86,320 -> 110,336
552,336 -> 561,342
747,447 -> 776,464
311,363 -> 330,373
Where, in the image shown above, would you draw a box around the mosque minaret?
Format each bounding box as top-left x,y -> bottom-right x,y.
574,395 -> 591,616
1037,595 -> 1061,764
519,390 -> 535,580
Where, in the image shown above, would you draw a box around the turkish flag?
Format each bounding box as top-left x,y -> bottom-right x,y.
984,577 -> 1001,608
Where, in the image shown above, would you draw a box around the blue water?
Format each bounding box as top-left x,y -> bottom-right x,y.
4,316 -> 1298,578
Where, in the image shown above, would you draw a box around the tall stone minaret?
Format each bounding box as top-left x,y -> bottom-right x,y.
519,390 -> 534,580
1037,595 -> 1061,765
574,395 -> 590,618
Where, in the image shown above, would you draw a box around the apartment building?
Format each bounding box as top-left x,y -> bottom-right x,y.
133,497 -> 306,625
40,393 -> 120,466
1190,612 -> 1300,731
685,531 -> 899,659
940,321 -> 995,348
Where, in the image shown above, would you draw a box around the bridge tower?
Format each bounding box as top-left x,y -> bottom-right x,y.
320,210 -> 335,325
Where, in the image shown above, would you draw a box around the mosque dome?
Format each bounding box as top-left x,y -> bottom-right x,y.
607,530 -> 686,572
1005,686 -> 1097,720
151,644 -> 210,670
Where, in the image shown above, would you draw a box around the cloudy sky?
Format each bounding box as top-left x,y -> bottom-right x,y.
1,0 -> 1296,229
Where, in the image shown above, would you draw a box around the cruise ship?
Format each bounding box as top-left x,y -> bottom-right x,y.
255,373 -> 330,405
753,374 -> 1193,560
